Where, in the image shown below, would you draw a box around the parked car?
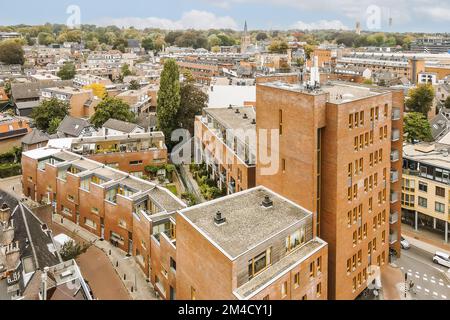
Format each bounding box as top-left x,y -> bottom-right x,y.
433,251 -> 450,268
400,236 -> 411,250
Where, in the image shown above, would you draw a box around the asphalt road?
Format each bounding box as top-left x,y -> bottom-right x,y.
395,246 -> 450,300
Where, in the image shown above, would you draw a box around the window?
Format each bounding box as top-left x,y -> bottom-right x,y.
369,197 -> 373,212
281,281 -> 288,298
282,159 -> 286,173
170,257 -> 176,271
191,287 -> 196,300
248,248 -> 272,279
118,219 -> 127,229
359,111 -> 364,126
285,228 -> 305,252
352,277 -> 357,292
435,202 -> 445,214
317,257 -> 322,274
382,231 -> 386,244
384,104 -> 388,117
67,194 -> 75,202
419,181 -> 428,193
348,163 -> 353,177
294,272 -> 300,287
359,158 -> 364,174
353,231 -> 357,246
347,210 -> 352,226
129,160 -> 143,166
316,283 -> 322,298
263,295 -> 270,300
436,186 -> 445,198
302,295 -> 308,300
309,261 -> 316,278
418,197 -> 427,208
279,110 -> 283,135
347,259 -> 351,273
91,207 -> 99,215
349,114 -> 353,129
375,106 -> 379,120
354,137 -> 358,151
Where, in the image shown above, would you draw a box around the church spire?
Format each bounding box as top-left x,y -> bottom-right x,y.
244,21 -> 248,34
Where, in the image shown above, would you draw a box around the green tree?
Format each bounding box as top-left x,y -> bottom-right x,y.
57,62 -> 76,80
404,112 -> 433,143
121,63 -> 133,77
48,117 -> 62,135
128,80 -> 140,90
90,97 -> 135,128
31,98 -> 69,132
157,59 -> 181,149
0,40 -> 25,65
268,40 -> 288,54
59,240 -> 92,261
256,32 -> 268,41
178,83 -> 208,135
141,37 -> 154,51
37,32 -> 55,45
443,96 -> 450,109
406,84 -> 435,116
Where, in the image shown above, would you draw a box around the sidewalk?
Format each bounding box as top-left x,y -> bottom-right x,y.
402,225 -> 450,255
381,265 -> 406,300
53,213 -> 158,300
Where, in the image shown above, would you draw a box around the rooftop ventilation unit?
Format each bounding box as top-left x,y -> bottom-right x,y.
251,119 -> 256,125
262,195 -> 273,208
243,113 -> 248,120
214,211 -> 226,225
235,109 -> 240,114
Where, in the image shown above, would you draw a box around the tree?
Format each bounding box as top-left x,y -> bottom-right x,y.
256,32 -> 268,41
83,83 -> 106,98
57,62 -> 76,80
128,80 -> 140,90
121,63 -> 132,77
141,37 -> 154,51
0,40 -> 25,65
37,32 -> 55,45
303,44 -> 315,60
59,240 -> 92,261
406,84 -> 435,116
90,97 -> 135,128
157,59 -> 181,150
404,112 -> 432,143
268,40 -> 288,54
444,96 -> 450,110
31,98 -> 69,132
48,118 -> 62,135
178,83 -> 208,135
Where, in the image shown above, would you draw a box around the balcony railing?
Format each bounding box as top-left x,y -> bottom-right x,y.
403,169 -> 420,176
390,212 -> 399,224
390,150 -> 399,162
390,170 -> 399,183
390,192 -> 398,204
389,233 -> 398,244
391,129 -> 400,142
392,108 -> 401,121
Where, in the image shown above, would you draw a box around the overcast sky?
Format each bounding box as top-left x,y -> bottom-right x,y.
1,0 -> 450,32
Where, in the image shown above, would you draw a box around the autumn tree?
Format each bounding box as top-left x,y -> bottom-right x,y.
90,97 -> 135,128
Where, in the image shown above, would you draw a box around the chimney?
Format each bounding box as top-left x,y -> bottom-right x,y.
262,195 -> 273,208
0,203 -> 11,223
214,211 -> 226,225
40,267 -> 49,300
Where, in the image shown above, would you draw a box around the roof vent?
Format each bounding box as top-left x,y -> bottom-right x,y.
251,119 -> 256,125
243,113 -> 248,120
235,109 -> 240,114
228,104 -> 233,109
262,195 -> 273,208
214,211 -> 226,225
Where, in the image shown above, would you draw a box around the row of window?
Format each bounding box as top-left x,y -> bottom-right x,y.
348,105 -> 389,130
364,173 -> 379,193
353,131 -> 374,151
352,223 -> 368,246
369,149 -> 384,167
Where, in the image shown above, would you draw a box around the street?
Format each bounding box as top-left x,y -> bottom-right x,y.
395,246 -> 450,300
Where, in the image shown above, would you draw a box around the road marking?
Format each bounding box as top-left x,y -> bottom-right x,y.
431,279 -> 436,284
415,274 -> 420,279
442,295 -> 447,299
433,292 -> 438,296
425,288 -> 430,293
408,269 -> 412,272
439,282 -> 444,286
423,277 -> 428,281
417,285 -> 422,290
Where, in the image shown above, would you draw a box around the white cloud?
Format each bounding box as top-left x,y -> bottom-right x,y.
97,10 -> 238,30
414,6 -> 450,21
291,20 -> 350,31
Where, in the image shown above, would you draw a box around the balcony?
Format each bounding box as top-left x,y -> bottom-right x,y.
390,150 -> 399,162
390,192 -> 398,204
390,170 -> 399,183
390,211 -> 399,224
403,169 -> 420,176
391,129 -> 400,142
389,232 -> 398,244
392,108 -> 401,121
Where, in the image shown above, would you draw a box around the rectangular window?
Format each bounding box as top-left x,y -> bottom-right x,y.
279,110 -> 283,135
317,257 -> 322,274
248,248 -> 272,279
129,160 -> 143,166
347,259 -> 351,273
281,281 -> 288,298
191,287 -> 196,300
294,272 -> 300,287
436,186 -> 445,198
435,202 -> 445,214
360,111 -> 364,126
419,181 -> 428,193
418,196 -> 427,208
349,114 -> 353,129
316,283 -> 322,298
309,261 -> 316,278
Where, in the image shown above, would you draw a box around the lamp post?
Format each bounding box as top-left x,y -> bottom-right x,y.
404,273 -> 408,298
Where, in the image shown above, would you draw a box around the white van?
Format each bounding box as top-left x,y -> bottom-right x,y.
433,251 -> 450,268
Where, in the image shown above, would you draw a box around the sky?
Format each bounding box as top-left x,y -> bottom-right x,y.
1,0 -> 450,33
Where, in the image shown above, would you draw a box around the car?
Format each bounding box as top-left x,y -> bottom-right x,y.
433,251 -> 450,268
400,236 -> 410,250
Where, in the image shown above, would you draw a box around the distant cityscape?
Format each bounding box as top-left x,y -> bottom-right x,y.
1,4 -> 450,303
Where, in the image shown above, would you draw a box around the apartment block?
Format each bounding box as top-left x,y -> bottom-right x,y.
195,107 -> 256,195
116,86 -> 152,115
21,148 -> 185,278
47,132 -> 168,176
256,79 -> 403,299
176,186 -> 328,300
402,143 -> 450,242
40,86 -> 93,118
